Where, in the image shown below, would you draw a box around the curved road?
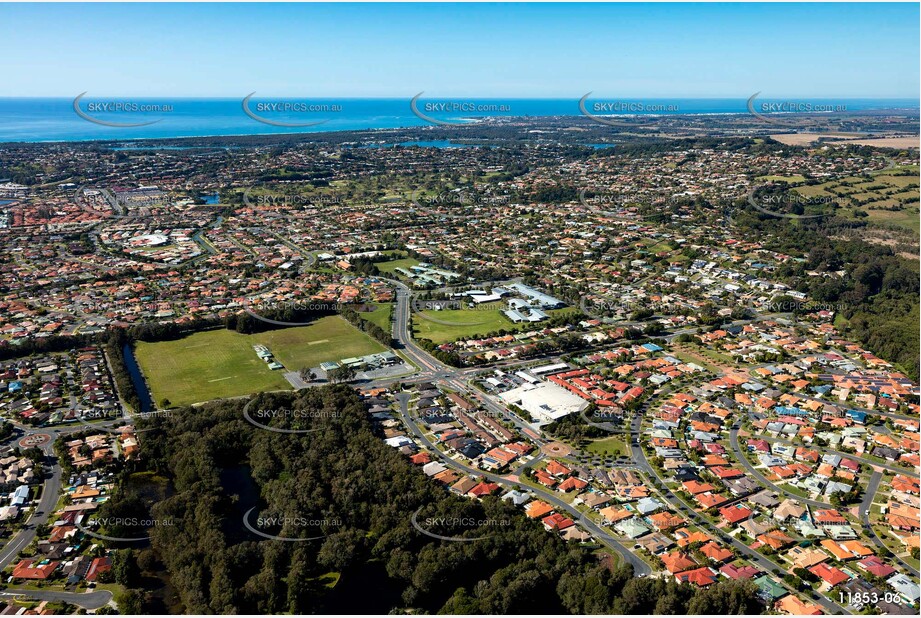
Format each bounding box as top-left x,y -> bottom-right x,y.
396,395 -> 652,576
630,413 -> 848,614
0,588 -> 113,610
9,274 -> 911,612
859,471 -> 919,578
0,439 -> 63,570
729,426 -> 833,509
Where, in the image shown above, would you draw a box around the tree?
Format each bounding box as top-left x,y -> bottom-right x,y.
795,567 -> 819,583
115,589 -> 144,614
327,365 -> 356,384
117,385 -> 770,614
112,549 -> 141,587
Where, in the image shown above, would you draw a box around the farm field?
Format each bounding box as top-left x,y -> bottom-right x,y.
769,133 -> 919,148
134,316 -> 386,406
791,166 -> 920,231
864,208 -> 921,234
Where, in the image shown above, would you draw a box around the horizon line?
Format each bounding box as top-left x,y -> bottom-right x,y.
1,96 -> 919,102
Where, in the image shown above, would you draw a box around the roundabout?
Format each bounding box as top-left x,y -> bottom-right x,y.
18,433 -> 51,449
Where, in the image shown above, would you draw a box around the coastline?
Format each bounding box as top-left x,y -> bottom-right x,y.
0,97 -> 917,144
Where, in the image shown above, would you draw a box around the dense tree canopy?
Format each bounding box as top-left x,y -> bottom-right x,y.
108,386 -> 765,614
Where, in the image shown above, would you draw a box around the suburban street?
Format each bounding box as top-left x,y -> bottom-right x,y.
377,276 -> 914,615
0,435 -> 63,570
0,589 -> 113,610
859,471 -> 919,578
728,426 -> 834,509
396,396 -> 652,577
384,283 -> 650,574
631,415 -> 849,615
0,272 -> 913,615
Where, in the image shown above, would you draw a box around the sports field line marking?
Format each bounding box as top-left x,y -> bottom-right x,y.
208,376 -> 236,382
307,339 -> 330,345
183,343 -> 211,349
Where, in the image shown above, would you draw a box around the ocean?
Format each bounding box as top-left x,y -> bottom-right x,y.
0,97 -> 916,143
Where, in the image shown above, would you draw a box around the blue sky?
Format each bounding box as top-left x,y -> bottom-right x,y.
1,2 -> 918,98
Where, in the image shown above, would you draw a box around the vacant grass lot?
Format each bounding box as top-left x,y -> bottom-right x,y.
412,304 -> 510,344
134,317 -> 386,406
413,306 -> 577,344
376,257 -> 421,276
583,435 -> 628,457
864,207 -> 921,234
360,303 -> 393,331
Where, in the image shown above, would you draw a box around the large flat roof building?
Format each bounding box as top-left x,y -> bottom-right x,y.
499,381 -> 587,425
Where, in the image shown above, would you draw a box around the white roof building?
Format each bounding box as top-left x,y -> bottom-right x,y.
499,381 -> 587,425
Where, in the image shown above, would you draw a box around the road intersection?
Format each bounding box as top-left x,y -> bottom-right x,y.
2,279 -> 914,614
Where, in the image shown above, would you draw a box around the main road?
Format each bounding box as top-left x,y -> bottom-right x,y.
386,283 -> 651,575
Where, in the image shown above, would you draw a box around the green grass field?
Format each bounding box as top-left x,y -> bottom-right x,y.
134,317 -> 386,406
413,306 -> 577,344
413,306 -> 511,344
376,257 -> 421,276
583,435 -> 628,456
864,207 -> 921,234
360,303 -> 393,331
792,169 -> 920,232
